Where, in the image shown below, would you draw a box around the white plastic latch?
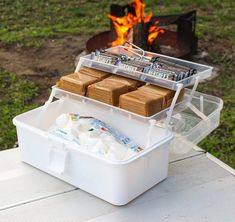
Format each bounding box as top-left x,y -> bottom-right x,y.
48,139 -> 68,175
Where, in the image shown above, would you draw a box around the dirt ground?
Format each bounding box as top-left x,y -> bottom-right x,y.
0,33 -> 231,104
0,35 -> 89,104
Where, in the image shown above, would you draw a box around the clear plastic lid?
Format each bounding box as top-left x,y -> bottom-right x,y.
76,46 -> 213,90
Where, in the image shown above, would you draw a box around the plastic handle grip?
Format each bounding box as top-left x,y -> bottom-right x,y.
48,137 -> 68,175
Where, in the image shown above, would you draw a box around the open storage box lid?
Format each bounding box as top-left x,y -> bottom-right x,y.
76,46 -> 213,90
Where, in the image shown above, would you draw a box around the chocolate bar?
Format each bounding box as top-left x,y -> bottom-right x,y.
90,49 -> 197,82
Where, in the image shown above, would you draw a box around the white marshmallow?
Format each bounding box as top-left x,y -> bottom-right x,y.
90,139 -> 108,155
86,129 -> 102,138
106,142 -> 127,160
77,118 -> 93,132
100,133 -> 116,145
55,113 -> 69,128
79,133 -> 99,147
52,114 -> 139,161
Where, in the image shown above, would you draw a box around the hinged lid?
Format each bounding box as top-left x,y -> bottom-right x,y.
75,46 -> 213,90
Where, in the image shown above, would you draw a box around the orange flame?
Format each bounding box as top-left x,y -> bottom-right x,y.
108,0 -> 153,46
148,21 -> 165,45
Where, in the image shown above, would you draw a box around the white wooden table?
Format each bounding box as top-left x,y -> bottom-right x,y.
0,146 -> 234,222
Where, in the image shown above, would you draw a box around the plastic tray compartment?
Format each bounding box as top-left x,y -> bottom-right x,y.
77,46 -> 213,90
169,90 -> 223,150
51,85 -> 184,123
52,85 -> 222,145
52,86 -> 223,134
13,94 -> 173,206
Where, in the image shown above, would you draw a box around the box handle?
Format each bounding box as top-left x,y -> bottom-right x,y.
47,136 -> 69,175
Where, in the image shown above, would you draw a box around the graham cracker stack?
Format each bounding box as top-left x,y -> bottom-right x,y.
119,90 -> 164,117
138,84 -> 184,108
87,80 -> 129,106
57,73 -> 99,95
79,67 -> 110,80
120,84 -> 185,117
105,75 -> 144,91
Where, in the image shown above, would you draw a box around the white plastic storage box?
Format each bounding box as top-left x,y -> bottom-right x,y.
13,46 -> 223,205
13,96 -> 173,206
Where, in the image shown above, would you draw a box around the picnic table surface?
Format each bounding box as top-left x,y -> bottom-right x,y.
0,145 -> 234,222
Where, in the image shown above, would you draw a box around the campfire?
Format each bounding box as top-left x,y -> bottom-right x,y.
86,1 -> 198,58
108,0 -> 164,48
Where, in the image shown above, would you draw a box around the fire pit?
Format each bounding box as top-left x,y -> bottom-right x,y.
86,1 -> 197,58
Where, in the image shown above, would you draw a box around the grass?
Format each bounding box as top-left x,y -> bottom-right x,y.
0,0 -> 234,47
0,70 -> 38,150
0,0 -> 234,167
197,53 -> 235,168
0,0 -> 118,48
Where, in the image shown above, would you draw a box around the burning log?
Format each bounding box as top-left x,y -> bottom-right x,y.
110,4 -> 128,42
133,22 -> 149,50
108,0 -> 153,47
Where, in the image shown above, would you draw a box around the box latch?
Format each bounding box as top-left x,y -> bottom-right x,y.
48,138 -> 68,175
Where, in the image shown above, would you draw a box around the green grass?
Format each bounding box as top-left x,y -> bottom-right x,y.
0,0 -> 234,167
197,53 -> 235,168
0,0 -> 124,48
0,0 -> 234,47
0,70 -> 38,150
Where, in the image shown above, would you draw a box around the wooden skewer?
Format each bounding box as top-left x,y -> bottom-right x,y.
125,40 -> 145,57
124,48 -> 142,59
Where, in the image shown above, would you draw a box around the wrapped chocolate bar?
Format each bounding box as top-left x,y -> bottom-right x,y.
90,48 -> 198,82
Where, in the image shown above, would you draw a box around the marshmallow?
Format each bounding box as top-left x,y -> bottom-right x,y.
106,142 -> 128,160
50,114 -> 142,161
78,133 -> 99,147
90,139 -> 108,155
55,113 -> 69,128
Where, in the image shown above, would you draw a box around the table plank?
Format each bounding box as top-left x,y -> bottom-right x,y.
169,138 -> 204,163
0,148 -> 76,211
0,153 -> 234,222
0,142 -> 201,211
87,175 -> 235,222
